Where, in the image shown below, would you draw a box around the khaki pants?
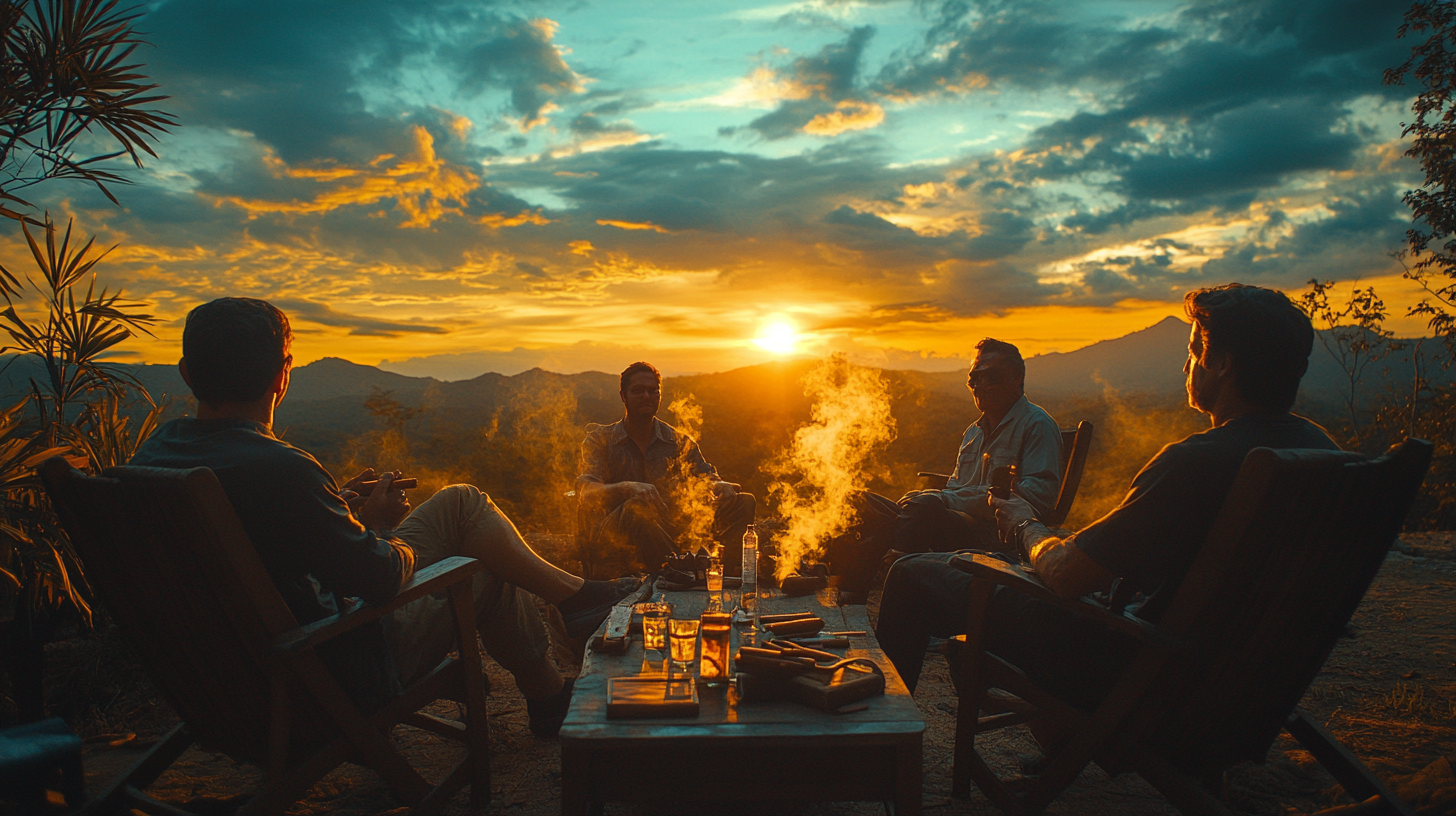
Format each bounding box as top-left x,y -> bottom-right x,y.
384,485 -> 553,689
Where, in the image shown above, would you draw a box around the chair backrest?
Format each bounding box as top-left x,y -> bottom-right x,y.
1112,440 -> 1432,776
1044,421 -> 1093,528
40,459 -> 332,763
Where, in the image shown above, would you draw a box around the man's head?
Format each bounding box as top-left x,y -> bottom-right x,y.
181,298 -> 293,406
1182,284 -> 1313,416
967,338 -> 1025,418
619,361 -> 662,420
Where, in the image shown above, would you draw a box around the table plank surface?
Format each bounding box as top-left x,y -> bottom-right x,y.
560,583 -> 925,814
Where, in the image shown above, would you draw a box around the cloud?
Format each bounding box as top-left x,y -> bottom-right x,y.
454,17 -> 585,130
746,26 -> 882,139
273,299 -> 450,337
597,219 -> 673,233
214,127 -> 479,228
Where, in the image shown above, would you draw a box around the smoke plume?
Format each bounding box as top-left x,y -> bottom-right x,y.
768,355 -> 897,582
666,393 -> 718,547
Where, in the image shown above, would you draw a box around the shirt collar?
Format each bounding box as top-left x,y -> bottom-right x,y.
608,417 -> 676,447
976,394 -> 1031,434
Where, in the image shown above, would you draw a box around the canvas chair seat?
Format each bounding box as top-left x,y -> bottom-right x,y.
947,440 -> 1433,816
40,459 -> 493,816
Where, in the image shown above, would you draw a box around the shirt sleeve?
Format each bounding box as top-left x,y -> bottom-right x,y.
677,435 -> 720,481
1012,416 -> 1062,519
277,453 -> 415,605
577,428 -> 610,487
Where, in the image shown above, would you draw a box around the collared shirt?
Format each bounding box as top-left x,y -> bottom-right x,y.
130,417 -> 414,709
943,394 -> 1063,517
577,417 -> 718,492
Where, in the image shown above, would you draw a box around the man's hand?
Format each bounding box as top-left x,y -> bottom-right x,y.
358,470 -> 411,532
896,489 -> 941,507
711,481 -> 739,500
340,468 -> 374,516
990,493 -> 1038,543
621,480 -> 669,514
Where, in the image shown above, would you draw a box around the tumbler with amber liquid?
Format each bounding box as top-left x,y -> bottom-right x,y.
699,611 -> 732,687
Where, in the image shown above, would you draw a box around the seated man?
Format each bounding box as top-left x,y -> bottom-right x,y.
826,338 -> 1061,598
577,362 -> 756,575
130,298 -> 634,737
875,284 -> 1338,711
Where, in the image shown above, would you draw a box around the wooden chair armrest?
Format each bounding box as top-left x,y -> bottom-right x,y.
948,553 -> 1177,649
274,556 -> 485,654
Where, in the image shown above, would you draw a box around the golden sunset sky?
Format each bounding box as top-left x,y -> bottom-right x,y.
0,0 -> 1432,378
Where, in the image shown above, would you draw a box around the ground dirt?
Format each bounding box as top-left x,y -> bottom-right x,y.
5,531 -> 1456,816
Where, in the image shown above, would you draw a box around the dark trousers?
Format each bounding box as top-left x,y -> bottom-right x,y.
593,492 -> 756,573
824,492 -> 1002,595
874,552 -> 1133,710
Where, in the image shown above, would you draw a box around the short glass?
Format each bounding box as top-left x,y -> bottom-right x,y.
668,618 -> 700,674
641,603 -> 672,654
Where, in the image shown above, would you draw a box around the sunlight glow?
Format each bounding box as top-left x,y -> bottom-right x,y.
754,320 -> 798,355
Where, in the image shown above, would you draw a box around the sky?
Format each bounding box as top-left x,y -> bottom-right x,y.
0,0 -> 1433,379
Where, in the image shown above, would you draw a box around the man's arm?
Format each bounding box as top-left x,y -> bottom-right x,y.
992,494 -> 1112,599
576,429 -> 668,512
1012,418 -> 1062,519
278,456 -> 415,604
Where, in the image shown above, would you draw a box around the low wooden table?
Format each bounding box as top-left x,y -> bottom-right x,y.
560,585 -> 925,815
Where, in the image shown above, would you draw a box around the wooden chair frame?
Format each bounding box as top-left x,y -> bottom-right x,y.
948,440 -> 1432,816
41,459 -> 492,816
918,421 -> 1093,529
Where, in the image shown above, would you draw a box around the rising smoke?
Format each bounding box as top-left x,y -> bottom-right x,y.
767,354 -> 897,582
666,393 -> 720,547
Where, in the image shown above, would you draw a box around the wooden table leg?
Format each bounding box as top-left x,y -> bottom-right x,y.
892,734 -> 924,815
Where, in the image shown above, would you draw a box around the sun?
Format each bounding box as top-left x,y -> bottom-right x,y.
753,320 -> 798,355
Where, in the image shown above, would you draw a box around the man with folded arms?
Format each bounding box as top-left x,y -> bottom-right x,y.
130,297 -> 634,737
875,284 -> 1338,711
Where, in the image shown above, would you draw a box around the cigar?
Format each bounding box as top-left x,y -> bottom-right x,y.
766,639 -> 840,662
759,612 -> 817,624
351,478 -> 417,496
763,617 -> 824,637
787,636 -> 850,649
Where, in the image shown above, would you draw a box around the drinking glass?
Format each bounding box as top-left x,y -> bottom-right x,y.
706,558 -> 724,610
641,603 -> 671,654
668,618 -> 700,674
699,612 -> 732,686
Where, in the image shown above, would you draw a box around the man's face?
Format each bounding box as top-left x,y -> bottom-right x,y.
1183,321 -> 1222,414
966,350 -> 1020,416
621,371 -> 662,419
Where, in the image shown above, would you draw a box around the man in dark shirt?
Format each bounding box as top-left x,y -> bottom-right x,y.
576,361 -> 756,573
875,284 -> 1339,709
131,298 -> 634,736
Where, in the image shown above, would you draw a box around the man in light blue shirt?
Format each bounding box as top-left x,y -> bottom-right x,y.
826,339 -> 1062,598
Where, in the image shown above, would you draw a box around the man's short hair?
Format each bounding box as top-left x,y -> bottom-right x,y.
620,361 -> 661,393
974,337 -> 1026,386
182,298 -> 292,404
1184,284 -> 1313,413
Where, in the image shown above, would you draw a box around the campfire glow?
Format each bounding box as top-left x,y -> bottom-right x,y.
768,355 -> 897,582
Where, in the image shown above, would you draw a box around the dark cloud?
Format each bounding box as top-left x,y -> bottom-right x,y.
273,300 -> 450,337
454,17 -> 582,127
748,26 -> 876,139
